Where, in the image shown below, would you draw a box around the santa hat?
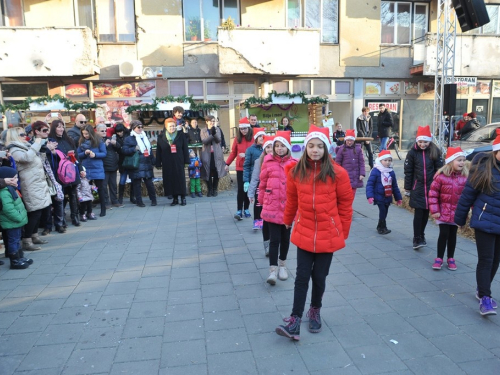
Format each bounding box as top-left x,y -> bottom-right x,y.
253,127 -> 266,140
304,125 -> 331,147
344,129 -> 356,141
263,135 -> 275,149
492,129 -> 500,152
377,150 -> 392,162
274,131 -> 292,151
416,125 -> 432,142
463,113 -> 468,118
445,147 -> 466,164
238,117 -> 250,128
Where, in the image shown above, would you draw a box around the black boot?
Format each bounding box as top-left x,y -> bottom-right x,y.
171,197 -> 179,206
379,220 -> 391,235
212,178 -> 219,197
377,220 -> 383,234
18,249 -> 33,265
118,184 -> 125,204
129,183 -> 137,204
180,196 -> 187,206
206,179 -> 213,197
306,306 -> 322,333
276,315 -> 301,341
69,193 -> 80,226
8,253 -> 30,269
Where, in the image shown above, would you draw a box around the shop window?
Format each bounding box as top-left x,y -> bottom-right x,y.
1,83 -> 48,98
207,82 -> 229,95
183,0 -> 239,42
96,0 -> 135,43
169,81 -> 186,96
287,0 -> 339,43
234,82 -> 256,95
293,80 -> 311,95
491,98 -> 500,123
188,81 -> 204,96
313,80 -> 331,95
272,81 -> 290,93
381,2 -> 429,45
1,0 -> 24,26
75,0 -> 94,30
335,81 -> 351,95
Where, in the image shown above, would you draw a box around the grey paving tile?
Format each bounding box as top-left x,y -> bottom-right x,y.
5,314 -> 54,334
114,336 -> 163,362
346,343 -> 408,374
0,332 -> 41,356
21,298 -> 65,316
207,351 -> 257,375
430,333 -> 494,363
62,347 -> 116,374
165,302 -> 202,322
239,296 -> 277,315
16,343 -> 75,371
63,292 -> 102,308
95,293 -> 134,310
161,339 -> 206,367
382,331 -> 441,360
159,363 -> 207,375
408,313 -> 461,338
206,328 -> 251,354
129,300 -> 166,318
111,360 -> 160,375
405,355 -> 467,375
77,325 -> 124,349
51,305 -> 94,324
458,358 -> 500,375
87,308 -> 129,328
36,323 -> 85,346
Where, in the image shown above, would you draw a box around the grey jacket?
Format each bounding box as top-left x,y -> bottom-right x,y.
200,127 -> 227,181
247,153 -> 264,199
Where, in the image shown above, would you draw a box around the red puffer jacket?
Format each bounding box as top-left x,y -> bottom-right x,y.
284,159 -> 354,253
226,137 -> 254,171
428,172 -> 468,224
258,154 -> 297,225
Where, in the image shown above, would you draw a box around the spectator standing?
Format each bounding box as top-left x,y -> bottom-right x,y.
332,123 -> 345,146
115,123 -> 136,205
356,106 -> 374,169
200,116 -> 227,197
378,104 -> 393,151
67,113 -> 87,146
96,124 -> 123,208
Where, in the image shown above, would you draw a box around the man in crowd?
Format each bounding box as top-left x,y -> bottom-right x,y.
249,114 -> 258,128
356,106 -> 374,169
67,114 -> 87,146
172,106 -> 185,128
377,104 -> 393,151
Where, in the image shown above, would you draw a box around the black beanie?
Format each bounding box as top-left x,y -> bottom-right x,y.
0,167 -> 17,179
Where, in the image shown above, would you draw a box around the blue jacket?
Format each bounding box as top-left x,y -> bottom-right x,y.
188,157 -> 202,178
455,153 -> 500,234
77,140 -> 106,180
366,168 -> 402,204
122,135 -> 155,180
243,143 -> 263,183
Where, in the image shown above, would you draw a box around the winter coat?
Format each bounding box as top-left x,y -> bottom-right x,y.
247,154 -> 264,199
243,143 -> 263,183
77,177 -> 94,202
115,133 -> 129,172
332,130 -> 345,146
77,140 -> 107,180
226,137 -> 254,172
122,135 -> 155,180
156,130 -> 189,197
458,119 -> 480,137
283,159 -> 354,253
200,127 -> 227,181
54,135 -> 77,159
0,187 -> 28,229
428,172 -> 467,224
366,168 -> 402,204
404,144 -> 444,209
187,126 -> 202,145
334,143 -> 366,189
377,110 -> 393,138
7,141 -> 51,212
188,157 -> 202,179
258,154 -> 296,225
356,115 -> 374,138
67,126 -> 82,147
102,138 -> 120,172
455,154 -> 500,234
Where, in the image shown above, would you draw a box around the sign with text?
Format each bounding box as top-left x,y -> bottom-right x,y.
445,77 -> 477,86
248,104 -> 310,132
367,102 -> 399,112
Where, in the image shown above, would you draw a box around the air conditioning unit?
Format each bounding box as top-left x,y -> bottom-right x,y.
119,60 -> 143,77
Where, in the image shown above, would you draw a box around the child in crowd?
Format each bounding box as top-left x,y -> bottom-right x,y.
243,128 -> 266,230
429,147 -> 468,271
335,129 -> 365,196
332,123 -> 345,146
0,167 -> 32,269
258,131 -> 296,285
455,129 -> 500,316
276,126 -> 353,340
404,125 -> 443,249
77,168 -> 97,221
188,149 -> 203,198
366,150 -> 402,235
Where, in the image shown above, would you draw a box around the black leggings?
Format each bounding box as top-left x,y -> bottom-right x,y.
475,229 -> 500,298
268,222 -> 291,266
413,208 -> 430,238
93,179 -> 106,214
437,224 -> 458,259
24,209 -> 44,238
236,171 -> 249,211
262,220 -> 270,242
362,141 -> 374,169
377,203 -> 390,221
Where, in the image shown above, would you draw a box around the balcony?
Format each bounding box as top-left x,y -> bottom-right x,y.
218,27 -> 320,75
0,27 -> 99,78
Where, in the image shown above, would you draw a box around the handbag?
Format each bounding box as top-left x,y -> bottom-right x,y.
45,172 -> 57,197
123,152 -> 140,170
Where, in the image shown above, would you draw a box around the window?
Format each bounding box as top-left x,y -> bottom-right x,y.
313,80 -> 331,95
381,2 -> 429,45
293,80 -> 311,95
272,81 -> 290,93
466,5 -> 500,34
335,81 -> 351,95
96,0 -> 135,43
1,83 -> 48,125
184,0 -> 240,42
287,0 -> 339,43
1,0 -> 24,26
75,0 -> 94,30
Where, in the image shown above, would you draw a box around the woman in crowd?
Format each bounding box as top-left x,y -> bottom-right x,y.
281,116 -> 295,132
115,123 -> 135,205
122,120 -> 157,207
156,118 -> 190,206
200,115 -> 227,197
96,124 -> 123,208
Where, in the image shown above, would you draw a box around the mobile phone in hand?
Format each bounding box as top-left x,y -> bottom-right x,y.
0,151 -> 6,158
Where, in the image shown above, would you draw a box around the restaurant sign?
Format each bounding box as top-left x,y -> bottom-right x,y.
367,102 -> 399,112
445,77 -> 477,86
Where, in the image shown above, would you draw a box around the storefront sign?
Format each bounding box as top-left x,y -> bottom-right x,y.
157,101 -> 191,110
65,84 -> 89,99
29,101 -> 66,111
385,82 -> 400,95
367,102 -> 398,112
249,104 -> 309,131
93,81 -> 156,99
445,77 -> 477,86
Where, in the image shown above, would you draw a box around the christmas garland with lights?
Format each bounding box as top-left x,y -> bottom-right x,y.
125,96 -> 220,114
242,90 -> 329,108
0,94 -> 97,113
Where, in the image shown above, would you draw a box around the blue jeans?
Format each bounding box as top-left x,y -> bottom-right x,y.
5,227 -> 22,255
45,199 -> 64,230
380,137 -> 389,151
119,171 -> 130,186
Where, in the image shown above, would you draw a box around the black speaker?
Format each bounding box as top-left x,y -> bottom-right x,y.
452,0 -> 490,32
443,84 -> 457,116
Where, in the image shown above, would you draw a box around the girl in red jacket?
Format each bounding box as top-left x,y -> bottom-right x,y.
276,126 -> 353,341
258,131 -> 296,285
225,117 -> 254,220
429,147 -> 468,271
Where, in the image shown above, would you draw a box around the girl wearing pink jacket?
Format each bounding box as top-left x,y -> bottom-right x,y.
258,131 -> 297,285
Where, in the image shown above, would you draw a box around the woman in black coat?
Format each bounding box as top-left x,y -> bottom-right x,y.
122,120 -> 157,207
156,118 -> 190,206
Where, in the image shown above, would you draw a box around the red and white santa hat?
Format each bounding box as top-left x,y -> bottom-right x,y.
344,129 -> 356,141
273,131 -> 292,151
492,128 -> 500,152
416,125 -> 432,142
377,150 -> 392,161
262,135 -> 275,149
445,146 -> 466,164
253,127 -> 266,140
304,125 -> 331,148
239,117 -> 251,128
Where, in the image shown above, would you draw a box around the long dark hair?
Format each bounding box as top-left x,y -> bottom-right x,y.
427,142 -> 441,161
292,141 -> 336,183
49,120 -> 75,148
468,151 -> 500,195
236,127 -> 253,143
79,124 -> 102,148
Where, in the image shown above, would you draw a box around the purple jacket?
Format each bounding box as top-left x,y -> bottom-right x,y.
335,143 -> 366,189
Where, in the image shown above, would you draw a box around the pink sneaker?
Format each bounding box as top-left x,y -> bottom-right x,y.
432,258 -> 443,270
447,258 -> 457,271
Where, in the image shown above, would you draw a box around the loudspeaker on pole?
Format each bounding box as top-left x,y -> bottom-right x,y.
451,0 -> 490,32
443,84 -> 457,116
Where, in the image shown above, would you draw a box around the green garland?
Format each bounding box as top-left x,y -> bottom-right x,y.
242,90 -> 329,108
125,96 -> 220,114
0,94 -> 96,113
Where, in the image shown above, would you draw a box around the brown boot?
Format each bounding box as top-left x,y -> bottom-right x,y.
22,238 -> 41,251
31,233 -> 48,245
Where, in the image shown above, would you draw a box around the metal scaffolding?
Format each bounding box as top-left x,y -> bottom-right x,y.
433,0 -> 456,150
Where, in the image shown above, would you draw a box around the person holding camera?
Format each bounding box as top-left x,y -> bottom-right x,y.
96,124 -> 123,208
200,115 -> 227,197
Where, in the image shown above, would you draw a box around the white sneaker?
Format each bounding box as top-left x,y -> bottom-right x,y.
278,260 -> 288,280
264,240 -> 270,257
267,266 -> 277,285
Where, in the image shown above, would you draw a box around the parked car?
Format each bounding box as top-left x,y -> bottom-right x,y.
451,123 -> 500,160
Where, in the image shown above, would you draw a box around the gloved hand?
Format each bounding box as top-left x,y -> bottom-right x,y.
396,200 -> 402,206
367,198 -> 374,205
211,126 -> 217,135
244,182 -> 250,192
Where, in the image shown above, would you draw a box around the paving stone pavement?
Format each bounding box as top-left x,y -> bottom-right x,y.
0,172 -> 499,374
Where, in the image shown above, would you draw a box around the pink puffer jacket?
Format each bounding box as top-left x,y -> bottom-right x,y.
428,172 -> 468,224
258,154 -> 297,225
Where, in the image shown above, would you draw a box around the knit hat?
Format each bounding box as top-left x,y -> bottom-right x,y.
344,129 -> 356,141
377,150 -> 392,161
416,125 -> 432,142
0,167 -> 17,179
253,127 -> 266,140
445,147 -> 466,164
273,131 -> 292,151
263,135 -> 275,149
492,129 -> 500,152
24,124 -> 32,134
304,125 -> 331,147
130,120 -> 143,129
238,117 -> 250,128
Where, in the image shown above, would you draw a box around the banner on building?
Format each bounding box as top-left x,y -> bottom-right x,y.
367,102 -> 399,112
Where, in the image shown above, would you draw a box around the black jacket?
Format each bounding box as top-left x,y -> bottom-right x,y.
333,130 -> 345,146
187,126 -> 202,145
102,138 -> 121,172
122,135 -> 155,180
458,119 -> 480,137
156,131 -> 190,196
356,115 -> 373,138
377,110 -> 393,138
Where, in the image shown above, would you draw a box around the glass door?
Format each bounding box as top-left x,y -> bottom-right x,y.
472,99 -> 489,125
